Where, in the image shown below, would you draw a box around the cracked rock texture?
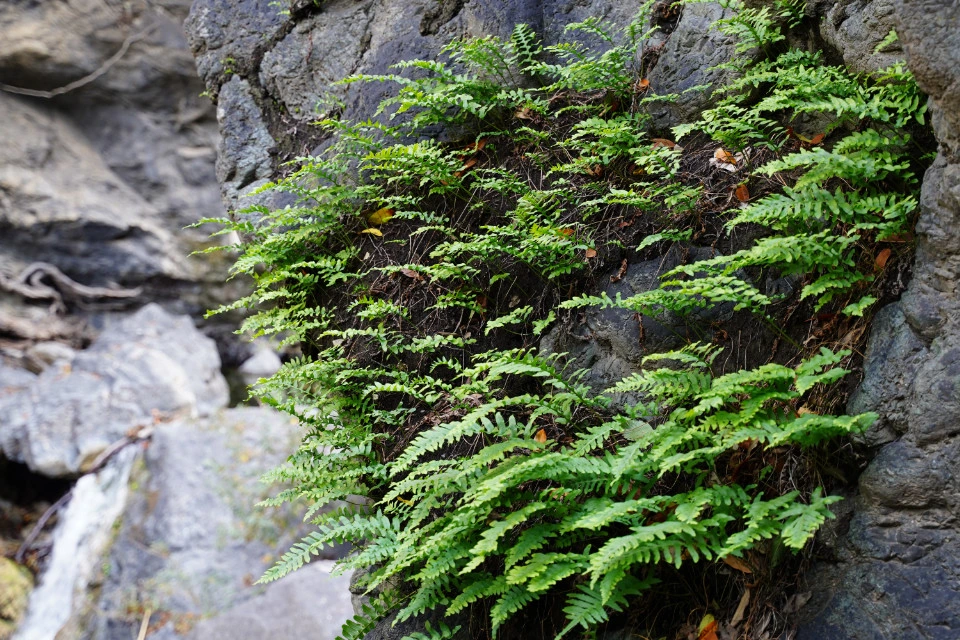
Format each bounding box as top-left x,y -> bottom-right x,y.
794,2 -> 960,639
185,0 -> 643,211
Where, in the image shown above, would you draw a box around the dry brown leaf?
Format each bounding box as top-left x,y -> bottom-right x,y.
368,207 -> 395,225
515,106 -> 534,120
884,232 -> 913,243
636,78 -> 650,92
875,248 -> 892,269
454,158 -> 478,178
731,589 -> 751,627
534,429 -> 548,443
585,248 -> 598,259
722,555 -> 753,574
651,137 -> 676,149
476,295 -> 488,310
360,228 -> 383,237
810,133 -> 825,145
465,138 -> 487,152
734,184 -> 750,202
714,147 -> 737,164
610,258 -> 629,283
558,228 -> 575,237
400,268 -> 422,280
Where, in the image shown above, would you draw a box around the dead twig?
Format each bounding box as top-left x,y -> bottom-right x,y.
0,262 -> 141,314
14,491 -> 72,564
0,26 -> 157,99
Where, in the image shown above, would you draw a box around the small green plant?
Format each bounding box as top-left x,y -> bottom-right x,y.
203,1 -> 927,637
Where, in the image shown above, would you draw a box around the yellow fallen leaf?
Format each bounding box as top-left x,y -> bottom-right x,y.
698,614 -> 718,640
360,228 -> 383,237
534,428 -> 548,443
368,207 -> 394,225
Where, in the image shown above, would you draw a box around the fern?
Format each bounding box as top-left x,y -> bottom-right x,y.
206,3 -> 925,638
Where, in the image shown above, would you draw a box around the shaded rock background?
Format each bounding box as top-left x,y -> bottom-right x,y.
0,0 -> 245,354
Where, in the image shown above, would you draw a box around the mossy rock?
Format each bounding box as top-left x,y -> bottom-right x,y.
0,558 -> 33,640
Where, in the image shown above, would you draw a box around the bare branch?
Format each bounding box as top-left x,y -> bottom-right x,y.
0,26 -> 157,99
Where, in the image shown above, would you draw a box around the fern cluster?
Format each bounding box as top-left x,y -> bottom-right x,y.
202,2 -> 926,638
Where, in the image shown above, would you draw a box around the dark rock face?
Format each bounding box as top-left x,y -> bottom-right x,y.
796,2 -> 960,639
185,0 -> 649,211
646,1 -> 740,131
810,0 -> 903,74
541,246 -> 733,393
0,92 -> 186,288
181,0 -> 960,638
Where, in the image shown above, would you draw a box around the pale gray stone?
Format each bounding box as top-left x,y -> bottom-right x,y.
0,304 -> 228,477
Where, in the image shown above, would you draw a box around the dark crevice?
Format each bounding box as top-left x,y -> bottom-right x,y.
420,0 -> 466,36
0,455 -> 73,572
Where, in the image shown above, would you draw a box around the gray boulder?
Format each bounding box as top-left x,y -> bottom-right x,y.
811,0 -> 903,74
0,93 -> 185,288
645,1 -> 741,131
0,365 -> 36,400
84,407 -> 352,640
0,304 -> 228,477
